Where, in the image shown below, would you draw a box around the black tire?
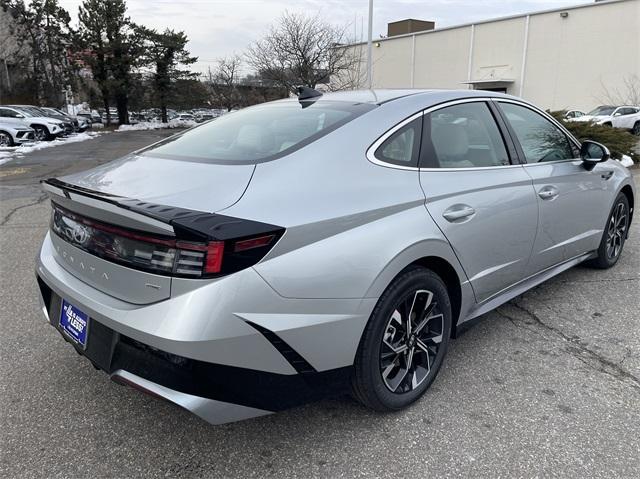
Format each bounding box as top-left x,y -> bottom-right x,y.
32,125 -> 52,141
602,122 -> 612,127
587,193 -> 630,269
632,121 -> 640,136
351,266 -> 452,411
0,130 -> 14,147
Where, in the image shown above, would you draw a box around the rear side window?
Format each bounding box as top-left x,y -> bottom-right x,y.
421,102 -> 510,168
499,102 -> 575,163
141,101 -> 375,164
374,117 -> 422,167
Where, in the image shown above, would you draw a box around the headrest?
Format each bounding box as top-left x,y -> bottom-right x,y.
432,123 -> 469,159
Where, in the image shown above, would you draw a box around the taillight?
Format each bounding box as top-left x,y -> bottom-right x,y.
50,204 -> 281,278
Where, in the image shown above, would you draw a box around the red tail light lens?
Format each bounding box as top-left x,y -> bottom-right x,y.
234,235 -> 275,252
50,204 -> 280,278
205,241 -> 225,274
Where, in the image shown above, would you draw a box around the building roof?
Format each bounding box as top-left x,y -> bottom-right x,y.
344,0 -> 635,47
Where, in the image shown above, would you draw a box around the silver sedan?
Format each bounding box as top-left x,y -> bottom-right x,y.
36,89 -> 636,425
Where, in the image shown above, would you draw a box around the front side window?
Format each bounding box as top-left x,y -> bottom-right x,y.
141,101 -> 375,164
618,108 -> 637,116
421,102 -> 510,169
374,117 -> 422,167
499,102 -> 574,163
0,108 -> 20,118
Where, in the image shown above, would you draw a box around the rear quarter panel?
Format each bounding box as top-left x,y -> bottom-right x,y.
221,95 -> 473,301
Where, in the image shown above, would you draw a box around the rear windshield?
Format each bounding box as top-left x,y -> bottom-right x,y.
140,101 -> 375,164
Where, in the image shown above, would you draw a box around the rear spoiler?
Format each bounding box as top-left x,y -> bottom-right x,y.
41,178 -> 283,242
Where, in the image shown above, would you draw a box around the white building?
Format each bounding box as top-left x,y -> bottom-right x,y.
340,0 -> 639,112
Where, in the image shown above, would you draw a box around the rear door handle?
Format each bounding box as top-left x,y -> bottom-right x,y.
442,205 -> 476,222
538,186 -> 559,200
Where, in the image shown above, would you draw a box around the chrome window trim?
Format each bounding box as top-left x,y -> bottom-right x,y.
367,97 -> 522,172
420,164 -> 524,172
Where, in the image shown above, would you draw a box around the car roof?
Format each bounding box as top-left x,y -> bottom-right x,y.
276,88 -> 514,106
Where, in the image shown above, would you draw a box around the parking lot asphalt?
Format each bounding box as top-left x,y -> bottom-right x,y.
0,131 -> 639,478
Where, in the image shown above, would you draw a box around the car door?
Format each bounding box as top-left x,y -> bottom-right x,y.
418,99 -> 538,303
495,100 -> 611,276
614,107 -> 639,129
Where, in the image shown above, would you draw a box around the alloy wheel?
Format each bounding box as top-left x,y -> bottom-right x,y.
606,202 -> 627,260
0,132 -> 11,147
33,127 -> 46,141
633,123 -> 640,136
380,289 -> 444,393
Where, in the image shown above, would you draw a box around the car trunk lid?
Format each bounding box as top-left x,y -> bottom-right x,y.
58,154 -> 255,213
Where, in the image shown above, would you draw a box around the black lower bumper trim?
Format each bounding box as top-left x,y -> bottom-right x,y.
38,278 -> 351,412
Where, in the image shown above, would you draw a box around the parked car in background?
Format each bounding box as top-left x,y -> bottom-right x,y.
195,111 -> 215,122
0,105 -> 65,141
176,113 -> 195,122
564,110 -> 585,120
41,107 -> 90,132
101,108 -> 119,125
571,105 -> 640,134
8,105 -> 74,136
77,110 -> 102,125
36,89 -> 636,425
0,119 -> 36,147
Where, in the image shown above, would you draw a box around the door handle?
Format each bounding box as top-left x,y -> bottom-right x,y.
601,170 -> 614,180
538,186 -> 559,200
442,205 -> 476,222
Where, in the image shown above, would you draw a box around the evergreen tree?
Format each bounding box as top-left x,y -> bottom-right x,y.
142,28 -> 198,123
78,0 -> 141,124
1,0 -> 73,104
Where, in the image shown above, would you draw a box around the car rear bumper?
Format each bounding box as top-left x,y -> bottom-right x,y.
35,232 -> 372,423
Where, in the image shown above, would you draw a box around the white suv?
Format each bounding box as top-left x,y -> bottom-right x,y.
0,106 -> 65,141
571,105 -> 640,135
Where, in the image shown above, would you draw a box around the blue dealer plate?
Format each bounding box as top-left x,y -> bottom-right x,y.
60,300 -> 90,348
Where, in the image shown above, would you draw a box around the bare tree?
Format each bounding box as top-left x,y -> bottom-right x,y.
598,74 -> 640,106
246,11 -> 363,92
206,54 -> 243,111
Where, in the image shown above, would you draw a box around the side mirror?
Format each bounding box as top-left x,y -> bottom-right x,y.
613,112 -> 621,117
580,140 -> 610,170
16,114 -> 24,118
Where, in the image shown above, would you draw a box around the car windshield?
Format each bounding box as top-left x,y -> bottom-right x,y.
20,107 -> 45,117
46,108 -> 66,116
588,106 -> 615,116
141,101 -> 375,164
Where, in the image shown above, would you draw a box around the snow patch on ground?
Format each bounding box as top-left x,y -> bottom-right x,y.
0,131 -> 103,166
618,154 -> 634,168
116,119 -> 197,132
0,151 -> 13,167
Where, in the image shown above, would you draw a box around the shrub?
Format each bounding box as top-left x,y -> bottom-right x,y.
550,111 -> 638,163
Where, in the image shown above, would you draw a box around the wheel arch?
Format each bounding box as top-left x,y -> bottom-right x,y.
30,123 -> 48,131
620,184 -> 634,231
371,254 -> 465,339
405,256 -> 463,338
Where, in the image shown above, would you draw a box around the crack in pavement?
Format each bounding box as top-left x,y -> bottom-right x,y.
0,194 -> 48,227
498,300 -> 640,391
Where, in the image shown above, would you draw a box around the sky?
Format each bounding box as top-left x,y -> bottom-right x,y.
57,0 -> 594,75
